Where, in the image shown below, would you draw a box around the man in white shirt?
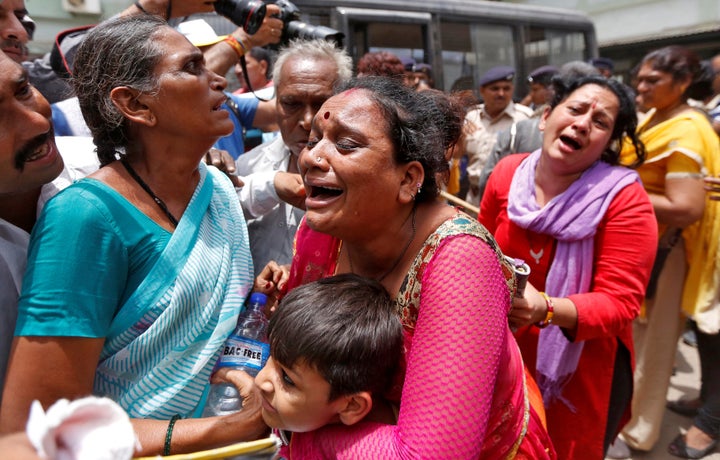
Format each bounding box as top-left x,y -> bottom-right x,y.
236,39 -> 352,275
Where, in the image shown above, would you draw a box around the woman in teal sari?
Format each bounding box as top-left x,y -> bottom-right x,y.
0,15 -> 268,455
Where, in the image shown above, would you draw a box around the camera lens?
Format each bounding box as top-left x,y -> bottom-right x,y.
214,0 -> 267,35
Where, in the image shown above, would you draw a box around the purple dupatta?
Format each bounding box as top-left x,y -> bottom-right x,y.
507,149 -> 639,409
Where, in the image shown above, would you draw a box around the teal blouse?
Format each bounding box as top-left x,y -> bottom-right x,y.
16,179 -> 171,338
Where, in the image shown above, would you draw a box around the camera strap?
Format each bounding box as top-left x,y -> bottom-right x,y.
239,55 -> 273,102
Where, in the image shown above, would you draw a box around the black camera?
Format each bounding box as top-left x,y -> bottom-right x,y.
273,0 -> 344,46
214,0 -> 344,46
214,0 -> 267,35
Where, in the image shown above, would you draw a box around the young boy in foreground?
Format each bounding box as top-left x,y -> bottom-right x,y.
254,274 -> 403,457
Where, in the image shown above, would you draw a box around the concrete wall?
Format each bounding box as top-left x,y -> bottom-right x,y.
502,0 -> 720,81
505,0 -> 720,47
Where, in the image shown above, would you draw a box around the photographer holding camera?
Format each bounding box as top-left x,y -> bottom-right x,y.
49,0 -> 284,150
208,0 -> 344,159
197,2 -> 283,77
128,0 -> 342,81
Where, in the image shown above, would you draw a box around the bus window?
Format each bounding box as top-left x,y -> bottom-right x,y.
441,21 -> 515,94
523,26 -> 587,71
357,22 -> 427,64
332,9 -> 433,75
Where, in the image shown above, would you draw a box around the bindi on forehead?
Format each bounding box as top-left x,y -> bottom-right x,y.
323,111 -> 330,119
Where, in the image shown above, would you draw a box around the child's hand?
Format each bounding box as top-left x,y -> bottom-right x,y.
254,261 -> 290,314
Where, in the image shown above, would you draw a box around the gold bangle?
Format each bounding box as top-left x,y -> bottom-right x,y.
224,35 -> 247,59
535,292 -> 555,329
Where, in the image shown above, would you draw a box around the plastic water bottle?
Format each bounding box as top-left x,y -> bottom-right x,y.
203,292 -> 270,417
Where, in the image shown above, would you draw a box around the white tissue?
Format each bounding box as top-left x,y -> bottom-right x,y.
25,397 -> 137,460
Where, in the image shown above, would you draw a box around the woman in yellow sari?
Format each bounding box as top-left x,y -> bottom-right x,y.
608,45 -> 720,459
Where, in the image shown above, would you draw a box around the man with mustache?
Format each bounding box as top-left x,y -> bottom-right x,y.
0,0 -> 75,104
0,0 -> 30,63
0,50 -> 98,406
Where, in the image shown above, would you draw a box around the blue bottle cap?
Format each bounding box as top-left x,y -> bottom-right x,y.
249,292 -> 268,306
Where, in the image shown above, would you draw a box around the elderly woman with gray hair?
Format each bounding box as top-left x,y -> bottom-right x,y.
0,14 -> 269,455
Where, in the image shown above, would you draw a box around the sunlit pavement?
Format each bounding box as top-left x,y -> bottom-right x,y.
605,339 -> 720,460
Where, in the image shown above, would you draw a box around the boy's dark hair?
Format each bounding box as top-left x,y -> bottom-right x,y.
269,274 -> 403,401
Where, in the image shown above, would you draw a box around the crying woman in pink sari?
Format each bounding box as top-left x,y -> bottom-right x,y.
264,76 -> 555,459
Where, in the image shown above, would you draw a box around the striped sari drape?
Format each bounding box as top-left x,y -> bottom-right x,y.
94,164 -> 254,419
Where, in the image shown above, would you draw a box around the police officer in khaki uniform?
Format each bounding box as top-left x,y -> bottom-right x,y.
463,66 -> 532,205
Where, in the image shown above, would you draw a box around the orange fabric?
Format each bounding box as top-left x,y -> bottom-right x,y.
526,366 -> 547,429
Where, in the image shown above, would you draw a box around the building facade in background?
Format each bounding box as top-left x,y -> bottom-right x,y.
505,0 -> 720,82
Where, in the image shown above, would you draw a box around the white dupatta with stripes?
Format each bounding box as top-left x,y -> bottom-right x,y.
94,163 -> 253,419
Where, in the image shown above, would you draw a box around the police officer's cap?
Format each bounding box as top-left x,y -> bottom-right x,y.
479,66 -> 515,87
400,56 -> 417,72
589,57 -> 614,72
527,65 -> 558,86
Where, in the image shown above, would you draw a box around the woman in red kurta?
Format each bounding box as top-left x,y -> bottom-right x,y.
479,75 -> 657,460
